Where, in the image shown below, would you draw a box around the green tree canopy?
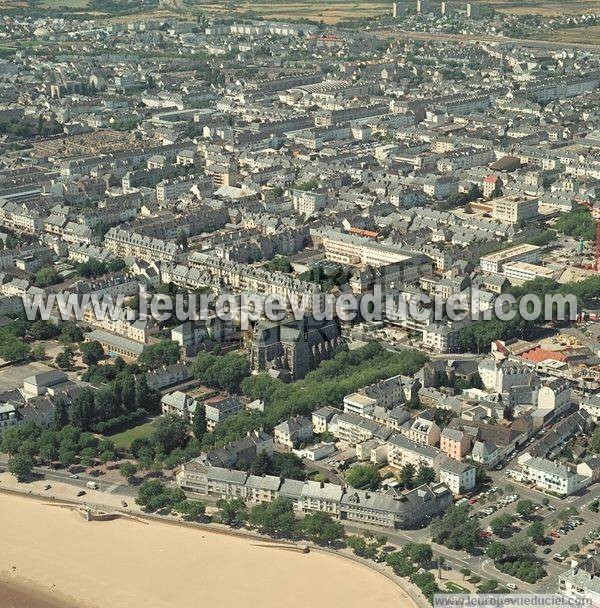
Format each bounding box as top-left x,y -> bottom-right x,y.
301,512 -> 344,544
9,452 -> 33,481
152,413 -> 188,455
139,341 -> 181,368
345,464 -> 381,491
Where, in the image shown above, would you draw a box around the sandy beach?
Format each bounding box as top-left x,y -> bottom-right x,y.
0,577 -> 82,608
0,492 -> 412,608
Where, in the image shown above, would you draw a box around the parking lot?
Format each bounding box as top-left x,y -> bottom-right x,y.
0,360 -> 55,392
468,482 -> 600,567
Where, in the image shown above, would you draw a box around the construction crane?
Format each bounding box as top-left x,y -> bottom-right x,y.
594,207 -> 600,271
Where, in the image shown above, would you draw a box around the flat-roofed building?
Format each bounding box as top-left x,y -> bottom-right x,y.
480,244 -> 540,274
502,261 -> 556,283
387,433 -> 445,473
22,370 -> 69,398
333,412 -> 393,445
343,392 -> 377,417
492,195 -> 539,224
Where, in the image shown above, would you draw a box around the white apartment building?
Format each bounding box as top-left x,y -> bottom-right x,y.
422,323 -> 461,354
83,314 -> 148,343
437,148 -> 493,173
156,175 -> 199,202
408,417 -> 441,446
105,228 -> 180,264
273,416 -> 313,448
480,244 -> 540,274
478,358 -> 535,393
502,261 -> 556,283
439,459 -> 476,495
0,403 -> 19,438
204,396 -> 242,432
0,199 -> 46,234
582,395 -> 600,422
491,195 -> 539,224
310,228 -> 426,270
387,433 -> 445,474
423,176 -> 459,200
537,379 -> 571,415
343,393 -> 377,417
333,412 -> 392,445
161,391 -> 198,422
311,406 -> 340,434
559,560 -> 600,604
292,189 -> 326,217
520,455 -> 590,496
180,252 -> 324,311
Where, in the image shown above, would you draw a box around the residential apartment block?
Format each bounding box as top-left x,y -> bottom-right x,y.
177,461 -> 452,529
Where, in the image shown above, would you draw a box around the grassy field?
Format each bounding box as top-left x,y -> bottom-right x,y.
1,0 -> 393,23
41,0 -> 89,7
484,0 -> 600,16
196,1 -> 389,23
539,24 -> 600,42
190,0 -> 600,22
445,582 -> 471,593
4,0 -> 600,24
106,420 -> 156,449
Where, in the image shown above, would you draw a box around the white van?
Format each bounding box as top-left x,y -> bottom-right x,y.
86,481 -> 98,490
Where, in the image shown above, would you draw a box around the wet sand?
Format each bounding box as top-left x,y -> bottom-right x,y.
0,577 -> 82,608
0,492 -> 412,608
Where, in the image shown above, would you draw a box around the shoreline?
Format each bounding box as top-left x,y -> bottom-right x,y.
0,482 -> 427,607
0,576 -> 87,608
1,486 -> 420,608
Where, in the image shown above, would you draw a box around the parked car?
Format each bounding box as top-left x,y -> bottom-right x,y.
76,490 -> 86,497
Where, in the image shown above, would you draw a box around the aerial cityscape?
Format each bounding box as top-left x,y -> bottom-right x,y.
1,1 -> 600,607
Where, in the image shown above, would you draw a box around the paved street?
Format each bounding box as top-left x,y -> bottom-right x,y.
0,456 -> 138,499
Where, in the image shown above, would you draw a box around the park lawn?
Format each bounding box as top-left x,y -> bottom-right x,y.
106,420 -> 156,449
194,1 -> 389,23
445,582 -> 470,593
